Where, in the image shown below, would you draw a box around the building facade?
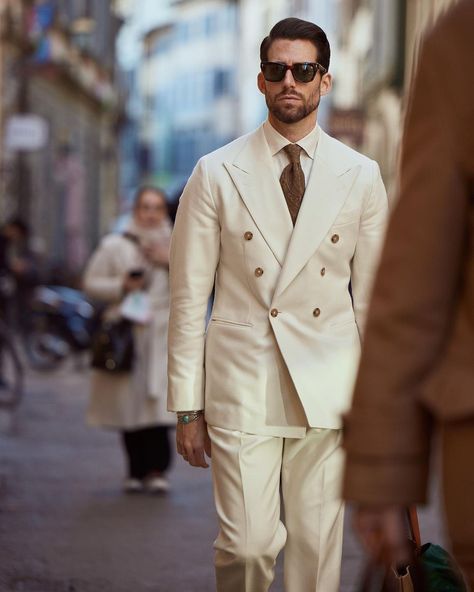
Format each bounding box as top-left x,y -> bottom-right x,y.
117,0 -> 461,203
135,0 -> 239,194
338,0 -> 460,196
0,0 -> 123,279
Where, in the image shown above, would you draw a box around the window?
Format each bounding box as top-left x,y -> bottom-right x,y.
214,69 -> 232,98
204,12 -> 218,37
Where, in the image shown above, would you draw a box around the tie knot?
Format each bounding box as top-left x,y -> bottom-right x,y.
283,143 -> 302,164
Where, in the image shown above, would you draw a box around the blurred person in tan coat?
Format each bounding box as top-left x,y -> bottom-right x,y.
343,0 -> 474,587
83,187 -> 175,494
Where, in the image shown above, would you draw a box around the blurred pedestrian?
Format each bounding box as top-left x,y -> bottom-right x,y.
83,187 -> 175,494
168,17 -> 388,592
0,218 -> 38,323
343,0 -> 474,588
0,218 -> 38,388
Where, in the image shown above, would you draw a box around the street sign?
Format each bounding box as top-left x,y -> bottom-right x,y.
4,114 -> 49,151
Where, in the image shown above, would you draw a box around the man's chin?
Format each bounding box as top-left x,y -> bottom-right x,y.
273,108 -> 306,125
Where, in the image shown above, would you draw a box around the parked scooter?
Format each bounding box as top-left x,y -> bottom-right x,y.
23,285 -> 96,370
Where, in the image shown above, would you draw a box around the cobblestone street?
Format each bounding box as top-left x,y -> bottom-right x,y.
0,361 -> 447,592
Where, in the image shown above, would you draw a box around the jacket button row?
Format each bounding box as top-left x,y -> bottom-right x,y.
331,234 -> 340,244
254,267 -> 264,277
244,231 -> 253,241
270,308 -> 279,318
313,308 -> 321,317
320,267 -> 326,276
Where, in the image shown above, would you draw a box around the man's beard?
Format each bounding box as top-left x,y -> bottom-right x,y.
266,91 -> 320,124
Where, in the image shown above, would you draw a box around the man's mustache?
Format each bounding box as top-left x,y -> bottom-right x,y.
276,91 -> 303,100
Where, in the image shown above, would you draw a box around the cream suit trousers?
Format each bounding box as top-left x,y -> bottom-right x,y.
208,425 -> 345,592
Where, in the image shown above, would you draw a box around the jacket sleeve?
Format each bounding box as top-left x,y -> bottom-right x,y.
343,18 -> 469,504
351,161 -> 389,336
167,157 -> 220,412
82,238 -> 124,302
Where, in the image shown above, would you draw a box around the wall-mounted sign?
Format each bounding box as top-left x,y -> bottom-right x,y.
4,114 -> 49,151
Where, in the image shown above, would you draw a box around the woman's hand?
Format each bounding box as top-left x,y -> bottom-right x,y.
122,273 -> 146,293
143,241 -> 169,267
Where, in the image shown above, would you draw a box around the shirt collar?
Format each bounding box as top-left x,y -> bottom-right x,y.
263,120 -> 320,159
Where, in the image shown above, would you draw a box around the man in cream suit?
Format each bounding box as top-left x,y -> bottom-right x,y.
168,17 -> 388,592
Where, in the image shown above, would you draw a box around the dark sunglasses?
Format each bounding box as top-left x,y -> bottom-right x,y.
260,61 -> 327,83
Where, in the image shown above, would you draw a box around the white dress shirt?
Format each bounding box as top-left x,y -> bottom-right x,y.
262,120 -> 320,185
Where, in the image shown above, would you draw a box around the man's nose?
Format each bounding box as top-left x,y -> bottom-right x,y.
282,67 -> 296,87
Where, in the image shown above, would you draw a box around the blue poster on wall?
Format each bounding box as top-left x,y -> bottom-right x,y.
27,2 -> 55,40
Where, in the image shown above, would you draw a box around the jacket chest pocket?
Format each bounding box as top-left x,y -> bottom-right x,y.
326,218 -> 359,259
332,207 -> 360,228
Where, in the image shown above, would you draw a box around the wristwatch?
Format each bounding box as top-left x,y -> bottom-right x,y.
177,410 -> 204,425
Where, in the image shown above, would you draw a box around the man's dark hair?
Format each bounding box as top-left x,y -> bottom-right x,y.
260,17 -> 330,72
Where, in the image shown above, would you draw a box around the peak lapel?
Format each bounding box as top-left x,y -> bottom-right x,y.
224,126 -> 293,266
275,132 -> 359,296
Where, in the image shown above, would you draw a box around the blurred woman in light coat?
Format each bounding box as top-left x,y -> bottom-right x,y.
83,187 -> 175,493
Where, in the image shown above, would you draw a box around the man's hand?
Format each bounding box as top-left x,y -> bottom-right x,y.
353,505 -> 411,567
176,415 -> 211,468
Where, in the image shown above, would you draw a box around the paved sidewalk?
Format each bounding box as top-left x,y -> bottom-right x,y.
0,362 -> 446,592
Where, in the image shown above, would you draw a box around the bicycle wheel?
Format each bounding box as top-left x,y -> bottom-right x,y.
0,325 -> 24,408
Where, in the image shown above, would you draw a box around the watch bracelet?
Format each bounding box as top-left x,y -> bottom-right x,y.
177,410 -> 203,425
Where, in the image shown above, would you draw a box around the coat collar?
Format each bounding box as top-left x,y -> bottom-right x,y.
224,125 -> 293,266
224,125 -> 359,287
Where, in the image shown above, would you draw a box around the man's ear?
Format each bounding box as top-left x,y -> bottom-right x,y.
257,72 -> 266,95
320,72 -> 333,97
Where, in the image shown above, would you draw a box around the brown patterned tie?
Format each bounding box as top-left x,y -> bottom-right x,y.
280,144 -> 305,225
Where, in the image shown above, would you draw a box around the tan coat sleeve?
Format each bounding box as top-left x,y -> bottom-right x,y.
343,6 -> 472,505
83,236 -> 126,302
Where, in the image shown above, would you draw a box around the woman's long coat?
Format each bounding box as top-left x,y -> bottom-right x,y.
83,232 -> 174,429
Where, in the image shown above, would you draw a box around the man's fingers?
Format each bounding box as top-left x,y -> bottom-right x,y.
204,433 -> 212,459
186,445 -> 208,468
193,447 -> 209,468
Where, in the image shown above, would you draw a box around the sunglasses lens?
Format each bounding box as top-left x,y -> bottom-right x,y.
262,63 -> 285,82
293,63 -> 316,82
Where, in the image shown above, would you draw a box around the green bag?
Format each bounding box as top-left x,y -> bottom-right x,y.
357,509 -> 467,592
418,542 -> 466,591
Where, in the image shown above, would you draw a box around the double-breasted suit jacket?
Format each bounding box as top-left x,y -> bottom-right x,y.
168,124 -> 389,436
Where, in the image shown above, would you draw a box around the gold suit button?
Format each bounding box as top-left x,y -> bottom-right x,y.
270,308 -> 279,318
331,234 -> 340,244
255,267 -> 264,277
244,231 -> 253,241
313,308 -> 321,317
320,267 -> 326,276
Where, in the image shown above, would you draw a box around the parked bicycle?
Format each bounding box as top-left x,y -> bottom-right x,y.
21,285 -> 96,371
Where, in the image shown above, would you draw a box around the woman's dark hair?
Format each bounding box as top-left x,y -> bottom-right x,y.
133,185 -> 166,209
133,185 -> 171,220
260,17 -> 331,72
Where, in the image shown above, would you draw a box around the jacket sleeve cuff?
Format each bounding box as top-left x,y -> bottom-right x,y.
343,455 -> 430,505
342,408 -> 432,458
